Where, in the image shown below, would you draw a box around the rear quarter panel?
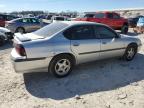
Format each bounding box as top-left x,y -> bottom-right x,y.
23,38 -> 54,59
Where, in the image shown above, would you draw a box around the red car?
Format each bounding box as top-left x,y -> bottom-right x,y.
75,12 -> 129,34
0,14 -> 17,27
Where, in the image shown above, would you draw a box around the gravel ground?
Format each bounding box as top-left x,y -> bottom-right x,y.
0,30 -> 144,108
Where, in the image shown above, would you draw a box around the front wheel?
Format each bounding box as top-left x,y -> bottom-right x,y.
121,25 -> 128,34
49,55 -> 74,78
123,45 -> 137,61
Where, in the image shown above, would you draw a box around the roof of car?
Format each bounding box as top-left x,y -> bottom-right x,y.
61,21 -> 105,26
10,17 -> 37,22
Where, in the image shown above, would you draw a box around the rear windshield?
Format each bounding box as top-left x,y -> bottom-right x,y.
33,22 -> 69,38
54,17 -> 65,21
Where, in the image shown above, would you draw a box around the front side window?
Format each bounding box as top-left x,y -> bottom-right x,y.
84,14 -> 95,18
107,13 -> 113,19
94,13 -> 105,18
64,25 -> 95,40
113,14 -> 120,19
96,26 -> 117,39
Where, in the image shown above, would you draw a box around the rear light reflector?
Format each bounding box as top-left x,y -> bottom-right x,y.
15,44 -> 26,56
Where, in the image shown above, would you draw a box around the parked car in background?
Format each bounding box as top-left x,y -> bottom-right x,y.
11,21 -> 142,78
0,27 -> 14,46
128,15 -> 144,28
51,16 -> 69,23
5,17 -> 48,33
75,12 -> 129,34
46,15 -> 53,20
0,14 -> 17,27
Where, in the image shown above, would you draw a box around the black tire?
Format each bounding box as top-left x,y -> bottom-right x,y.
123,45 -> 137,61
49,55 -> 74,78
0,36 -> 5,46
121,25 -> 128,34
16,27 -> 25,34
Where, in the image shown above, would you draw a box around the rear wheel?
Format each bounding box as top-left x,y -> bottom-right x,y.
0,36 -> 5,46
121,25 -> 128,34
123,45 -> 137,61
16,27 -> 25,34
49,55 -> 74,78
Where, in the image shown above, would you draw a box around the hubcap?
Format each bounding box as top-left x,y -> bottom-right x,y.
18,28 -> 24,34
127,48 -> 135,59
55,59 -> 71,75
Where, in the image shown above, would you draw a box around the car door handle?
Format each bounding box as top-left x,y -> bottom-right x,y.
73,43 -> 80,46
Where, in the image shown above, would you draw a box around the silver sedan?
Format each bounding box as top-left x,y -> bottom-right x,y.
11,21 -> 142,78
5,17 -> 48,33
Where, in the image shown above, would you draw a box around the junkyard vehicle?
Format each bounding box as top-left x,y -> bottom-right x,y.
75,12 -> 129,34
133,16 -> 144,34
0,27 -> 14,46
5,17 -> 48,33
11,21 -> 142,78
0,14 -> 17,27
128,15 -> 144,28
51,16 -> 69,23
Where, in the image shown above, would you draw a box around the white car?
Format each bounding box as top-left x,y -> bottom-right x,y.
0,27 -> 13,46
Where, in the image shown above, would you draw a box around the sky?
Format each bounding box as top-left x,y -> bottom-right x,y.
0,0 -> 144,12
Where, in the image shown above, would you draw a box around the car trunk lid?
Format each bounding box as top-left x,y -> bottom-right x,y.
14,33 -> 44,42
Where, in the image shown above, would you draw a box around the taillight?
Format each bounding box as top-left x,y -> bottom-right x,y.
15,44 -> 26,56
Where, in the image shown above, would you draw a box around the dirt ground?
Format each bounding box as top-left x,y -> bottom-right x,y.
0,30 -> 144,108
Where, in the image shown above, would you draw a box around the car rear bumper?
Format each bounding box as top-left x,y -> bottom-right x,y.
11,49 -> 53,73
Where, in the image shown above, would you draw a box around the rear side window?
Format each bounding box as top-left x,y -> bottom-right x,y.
94,13 -> 105,18
95,26 -> 117,39
19,18 -> 31,23
64,25 -> 96,40
30,18 -> 40,23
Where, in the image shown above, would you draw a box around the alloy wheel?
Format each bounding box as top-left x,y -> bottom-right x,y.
55,59 -> 71,76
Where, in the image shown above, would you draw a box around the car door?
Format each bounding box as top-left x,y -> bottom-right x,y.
66,25 -> 101,63
105,13 -> 114,28
112,13 -> 123,28
20,18 -> 34,32
95,25 -> 125,59
30,18 -> 41,31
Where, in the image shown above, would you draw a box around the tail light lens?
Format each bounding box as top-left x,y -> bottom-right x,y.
15,44 -> 26,56
5,21 -> 15,26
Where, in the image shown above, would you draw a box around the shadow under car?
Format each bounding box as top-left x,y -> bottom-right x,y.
23,53 -> 144,100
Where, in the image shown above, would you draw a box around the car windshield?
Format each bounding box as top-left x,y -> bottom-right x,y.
33,22 -> 69,38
